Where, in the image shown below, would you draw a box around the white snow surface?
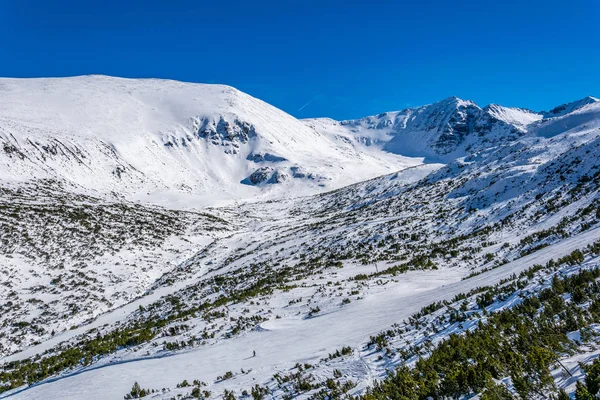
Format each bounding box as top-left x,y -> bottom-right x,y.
542,95 -> 599,118
484,103 -> 542,128
0,75 -> 419,206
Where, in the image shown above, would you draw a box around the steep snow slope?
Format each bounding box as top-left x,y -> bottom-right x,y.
483,103 -> 542,128
0,76 -> 418,205
534,99 -> 600,138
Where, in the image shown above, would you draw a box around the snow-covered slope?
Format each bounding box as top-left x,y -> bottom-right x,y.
0,76 -> 418,206
542,95 -> 599,118
2,78 -> 600,400
2,76 -> 594,205
483,103 -> 542,128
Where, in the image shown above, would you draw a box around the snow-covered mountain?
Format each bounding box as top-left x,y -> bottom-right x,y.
307,94 -> 599,163
2,75 -> 596,205
0,75 -> 417,206
1,77 -> 600,400
307,96 -> 522,162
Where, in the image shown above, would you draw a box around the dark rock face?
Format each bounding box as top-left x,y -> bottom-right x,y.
290,166 -> 307,179
162,115 -> 259,154
430,103 -> 519,155
242,167 -> 290,185
432,103 -> 480,154
245,167 -> 274,185
242,166 -> 315,186
345,97 -> 525,159
2,142 -> 26,159
269,169 -> 288,184
196,116 -> 258,145
246,152 -> 287,163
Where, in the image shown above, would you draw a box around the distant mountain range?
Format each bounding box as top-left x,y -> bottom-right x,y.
1,75 -> 597,205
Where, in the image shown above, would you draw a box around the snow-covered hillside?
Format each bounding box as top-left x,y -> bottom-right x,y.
0,76 -> 417,206
1,77 -> 600,400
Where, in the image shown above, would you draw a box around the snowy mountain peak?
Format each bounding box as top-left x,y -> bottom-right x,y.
312,96 -> 518,162
1,75 -> 598,204
435,95 -> 479,109
542,95 -> 599,118
314,94 -> 600,163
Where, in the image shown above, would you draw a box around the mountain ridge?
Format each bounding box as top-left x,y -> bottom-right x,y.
2,75 -> 596,204
308,93 -> 598,162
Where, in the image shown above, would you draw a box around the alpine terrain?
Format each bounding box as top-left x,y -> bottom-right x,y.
1,76 -> 600,400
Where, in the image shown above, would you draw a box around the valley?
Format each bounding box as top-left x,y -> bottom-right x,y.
1,76 -> 600,399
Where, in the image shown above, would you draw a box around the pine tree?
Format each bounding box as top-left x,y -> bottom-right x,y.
575,381 -> 594,400
583,357 -> 600,395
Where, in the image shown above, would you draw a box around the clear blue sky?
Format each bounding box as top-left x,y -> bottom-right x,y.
1,0 -> 599,120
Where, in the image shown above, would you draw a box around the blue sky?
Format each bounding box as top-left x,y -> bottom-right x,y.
1,0 -> 599,120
